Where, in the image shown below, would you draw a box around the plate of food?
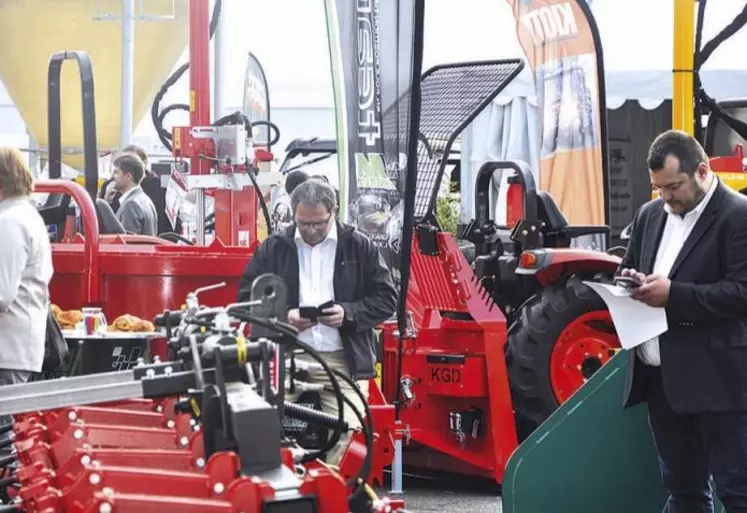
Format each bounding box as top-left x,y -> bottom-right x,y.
52,305 -> 162,339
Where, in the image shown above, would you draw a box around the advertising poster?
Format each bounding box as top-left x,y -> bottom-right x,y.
505,0 -> 609,235
323,0 -> 420,282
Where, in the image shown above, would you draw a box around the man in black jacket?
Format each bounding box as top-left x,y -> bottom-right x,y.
238,178 -> 397,464
619,129 -> 747,513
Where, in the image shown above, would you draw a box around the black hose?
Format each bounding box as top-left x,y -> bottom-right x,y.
694,2 -> 747,145
209,110 -> 277,236
0,455 -> 15,468
0,475 -> 17,489
693,0 -> 707,142
327,368 -> 374,498
284,402 -> 349,431
0,438 -> 14,451
0,425 -> 11,436
150,0 -> 222,152
225,310 -> 346,462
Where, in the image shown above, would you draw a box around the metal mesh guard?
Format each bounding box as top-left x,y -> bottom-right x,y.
414,60 -> 524,219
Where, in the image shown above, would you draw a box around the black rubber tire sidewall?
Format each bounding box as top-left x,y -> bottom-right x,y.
505,273 -> 612,439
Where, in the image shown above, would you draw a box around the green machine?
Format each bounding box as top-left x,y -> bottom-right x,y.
501,351 -> 725,513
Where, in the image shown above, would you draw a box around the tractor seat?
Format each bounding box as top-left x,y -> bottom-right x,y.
535,190 -> 610,244
537,191 -> 568,232
95,198 -> 126,235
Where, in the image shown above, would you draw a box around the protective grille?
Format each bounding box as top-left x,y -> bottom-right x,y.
413,60 -> 525,219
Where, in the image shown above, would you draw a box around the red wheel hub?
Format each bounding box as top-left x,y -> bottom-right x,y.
550,311 -> 620,404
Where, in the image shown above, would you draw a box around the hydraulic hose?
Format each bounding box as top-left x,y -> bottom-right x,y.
150,0 -> 222,152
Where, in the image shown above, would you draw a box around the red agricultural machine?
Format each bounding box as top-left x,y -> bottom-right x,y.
38,0 -> 275,322
0,275 -> 403,513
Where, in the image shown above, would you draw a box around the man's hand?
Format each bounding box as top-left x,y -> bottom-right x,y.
288,308 -> 315,331
318,303 -> 345,328
630,274 -> 671,307
104,183 -> 118,203
620,267 -> 647,286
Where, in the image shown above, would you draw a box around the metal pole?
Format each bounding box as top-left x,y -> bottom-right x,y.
189,0 -> 211,246
119,0 -> 136,149
212,0 -> 225,120
27,129 -> 38,177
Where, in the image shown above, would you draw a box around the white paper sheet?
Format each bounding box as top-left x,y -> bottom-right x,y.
583,281 -> 669,350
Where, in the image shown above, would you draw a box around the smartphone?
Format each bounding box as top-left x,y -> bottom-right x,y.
614,276 -> 641,290
299,306 -> 319,321
317,300 -> 335,316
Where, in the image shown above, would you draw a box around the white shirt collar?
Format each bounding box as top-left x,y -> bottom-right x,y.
294,217 -> 337,245
119,185 -> 141,204
663,174 -> 718,219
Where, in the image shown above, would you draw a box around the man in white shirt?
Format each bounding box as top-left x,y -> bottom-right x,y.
238,179 -> 397,466
619,130 -> 747,513
0,147 -> 54,440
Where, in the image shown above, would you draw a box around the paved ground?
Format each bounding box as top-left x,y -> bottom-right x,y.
378,473 -> 503,513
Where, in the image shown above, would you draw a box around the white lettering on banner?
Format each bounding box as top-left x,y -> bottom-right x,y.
522,3 -> 578,45
356,0 -> 382,148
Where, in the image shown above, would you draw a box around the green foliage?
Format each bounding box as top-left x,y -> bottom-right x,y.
435,188 -> 460,237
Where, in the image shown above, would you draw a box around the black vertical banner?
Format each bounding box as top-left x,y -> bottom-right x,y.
324,0 -> 422,284
242,52 -> 272,149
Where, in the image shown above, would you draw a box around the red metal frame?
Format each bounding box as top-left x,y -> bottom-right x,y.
381,233 -> 518,483
189,0 -> 211,177
36,180 -> 100,304
519,248 -> 622,287
8,392 -> 397,513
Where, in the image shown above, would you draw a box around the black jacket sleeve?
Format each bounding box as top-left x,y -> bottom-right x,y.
339,237 -> 398,333
617,207 -> 640,276
667,216 -> 747,324
237,240 -> 270,302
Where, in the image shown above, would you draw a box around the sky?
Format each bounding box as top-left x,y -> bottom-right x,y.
140,0 -> 747,129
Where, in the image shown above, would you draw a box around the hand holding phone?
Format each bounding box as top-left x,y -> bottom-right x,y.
298,306 -> 319,322
614,275 -> 642,290
317,300 -> 345,328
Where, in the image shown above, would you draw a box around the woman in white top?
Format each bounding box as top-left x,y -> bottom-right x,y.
0,147 -> 53,388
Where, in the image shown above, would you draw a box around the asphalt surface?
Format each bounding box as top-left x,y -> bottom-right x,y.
378,473 -> 503,513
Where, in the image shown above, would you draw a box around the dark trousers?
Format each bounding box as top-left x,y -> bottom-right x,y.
646,366 -> 747,513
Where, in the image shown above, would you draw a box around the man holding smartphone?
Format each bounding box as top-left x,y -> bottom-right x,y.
237,178 -> 397,465
619,130 -> 747,513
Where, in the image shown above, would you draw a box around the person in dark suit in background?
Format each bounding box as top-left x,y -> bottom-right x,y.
619,129 -> 747,513
111,154 -> 158,236
100,144 -> 180,236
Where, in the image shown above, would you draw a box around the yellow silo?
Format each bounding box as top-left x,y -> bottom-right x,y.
0,0 -> 189,172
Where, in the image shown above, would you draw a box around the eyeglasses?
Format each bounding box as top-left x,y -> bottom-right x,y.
296,215 -> 331,230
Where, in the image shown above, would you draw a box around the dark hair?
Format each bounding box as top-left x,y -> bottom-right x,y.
290,178 -> 337,214
285,170 -> 309,195
647,129 -> 708,176
113,153 -> 145,184
122,144 -> 148,167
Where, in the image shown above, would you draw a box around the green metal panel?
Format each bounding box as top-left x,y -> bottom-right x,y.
502,351 -> 724,513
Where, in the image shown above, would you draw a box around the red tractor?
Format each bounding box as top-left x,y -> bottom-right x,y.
376,59 -> 624,484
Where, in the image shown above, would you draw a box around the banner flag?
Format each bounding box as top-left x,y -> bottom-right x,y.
323,0 -> 421,282
505,0 -> 610,239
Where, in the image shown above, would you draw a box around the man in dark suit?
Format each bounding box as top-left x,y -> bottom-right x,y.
619,129 -> 747,513
111,154 -> 158,236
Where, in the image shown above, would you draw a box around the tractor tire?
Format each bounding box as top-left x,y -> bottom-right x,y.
506,273 -> 619,439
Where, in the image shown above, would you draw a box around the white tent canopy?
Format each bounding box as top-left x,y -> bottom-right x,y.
216,0 -> 747,110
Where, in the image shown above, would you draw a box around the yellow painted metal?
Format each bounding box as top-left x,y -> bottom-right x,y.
0,0 -> 189,171
672,0 -> 695,135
